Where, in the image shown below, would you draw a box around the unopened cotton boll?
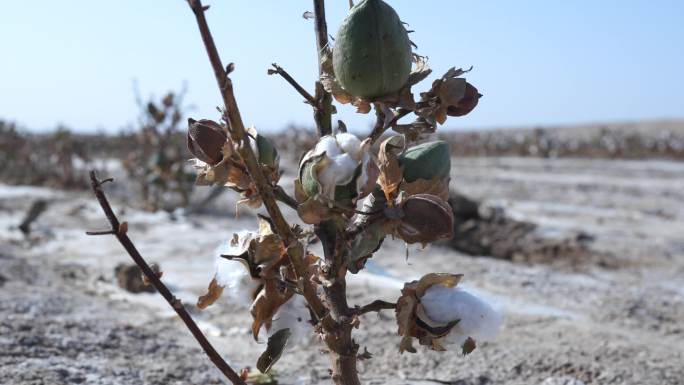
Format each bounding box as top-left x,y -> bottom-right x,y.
421,285 -> 503,348
213,234 -> 261,308
266,295 -> 313,347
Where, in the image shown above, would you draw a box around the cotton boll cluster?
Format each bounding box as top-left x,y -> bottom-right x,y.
263,295 -> 313,347
213,233 -> 261,308
421,285 -> 503,348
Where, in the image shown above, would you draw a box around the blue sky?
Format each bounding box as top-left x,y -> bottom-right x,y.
1,1 -> 683,134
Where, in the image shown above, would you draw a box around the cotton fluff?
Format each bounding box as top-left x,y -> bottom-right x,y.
311,133 -> 364,200
421,285 -> 503,348
263,295 -> 313,347
213,233 -> 261,308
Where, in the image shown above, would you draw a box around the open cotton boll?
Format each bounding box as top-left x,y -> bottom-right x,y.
213,235 -> 261,308
318,152 -> 359,190
312,135 -> 342,158
421,285 -> 503,346
335,132 -> 363,161
266,295 -> 313,347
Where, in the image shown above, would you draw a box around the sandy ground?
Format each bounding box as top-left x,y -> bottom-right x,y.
1,156 -> 684,385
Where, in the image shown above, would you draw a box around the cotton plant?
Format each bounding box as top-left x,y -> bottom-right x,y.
92,1 -> 501,384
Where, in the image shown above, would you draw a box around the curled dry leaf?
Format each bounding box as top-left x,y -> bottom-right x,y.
250,278 -> 293,340
320,73 -> 372,114
377,135 -> 405,203
197,278 -> 225,310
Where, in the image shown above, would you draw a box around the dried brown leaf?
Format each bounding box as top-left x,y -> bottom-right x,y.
197,277 -> 225,310
296,198 -> 334,225
250,280 -> 293,340
377,136 -> 405,203
396,194 -> 454,244
415,273 -> 463,298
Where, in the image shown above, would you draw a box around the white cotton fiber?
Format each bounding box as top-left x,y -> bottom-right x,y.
267,295 -> 313,347
421,285 -> 503,346
213,235 -> 261,308
335,132 -> 363,161
313,135 -> 342,158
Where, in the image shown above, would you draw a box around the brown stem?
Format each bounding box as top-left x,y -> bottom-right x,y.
309,1 -> 363,384
367,106 -> 412,145
86,172 -> 247,385
186,0 -> 330,327
269,63 -> 316,106
312,0 -> 333,137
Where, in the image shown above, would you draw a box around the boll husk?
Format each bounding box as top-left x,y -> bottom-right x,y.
187,118 -> 227,166
396,273 -> 502,354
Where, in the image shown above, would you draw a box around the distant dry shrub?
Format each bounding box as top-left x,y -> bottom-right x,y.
121,91 -> 195,211
0,121 -> 93,189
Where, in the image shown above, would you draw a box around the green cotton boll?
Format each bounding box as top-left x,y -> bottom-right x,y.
399,141 -> 451,183
256,134 -> 279,169
333,0 -> 413,99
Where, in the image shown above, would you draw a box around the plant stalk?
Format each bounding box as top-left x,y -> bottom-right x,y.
312,0 -> 333,137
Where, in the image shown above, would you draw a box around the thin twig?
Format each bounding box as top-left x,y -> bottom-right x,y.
348,0 -> 354,9
356,300 -> 397,315
87,171 -> 246,385
367,107 -> 412,145
273,185 -> 299,210
269,63 -> 316,106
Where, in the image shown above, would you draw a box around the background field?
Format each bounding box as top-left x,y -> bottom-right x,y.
1,120 -> 683,384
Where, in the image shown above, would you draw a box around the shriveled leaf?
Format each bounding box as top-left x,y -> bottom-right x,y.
254,216 -> 284,265
197,277 -> 225,310
396,291 -> 418,354
407,54 -> 432,87
296,198 -> 333,225
321,73 -> 354,104
377,136 -> 405,203
393,117 -> 435,142
256,328 -> 291,373
250,280 -> 293,340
